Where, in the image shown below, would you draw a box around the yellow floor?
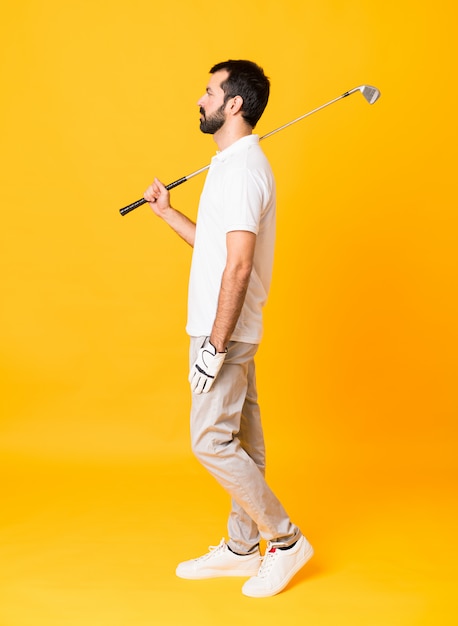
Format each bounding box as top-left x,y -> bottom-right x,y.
1,447 -> 456,626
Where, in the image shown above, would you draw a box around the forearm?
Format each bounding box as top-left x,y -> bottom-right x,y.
161,207 -> 196,247
210,265 -> 252,351
144,178 -> 196,246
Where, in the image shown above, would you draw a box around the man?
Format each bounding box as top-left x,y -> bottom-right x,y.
144,60 -> 313,598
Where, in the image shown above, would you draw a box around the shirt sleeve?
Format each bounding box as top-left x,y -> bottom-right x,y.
222,168 -> 265,235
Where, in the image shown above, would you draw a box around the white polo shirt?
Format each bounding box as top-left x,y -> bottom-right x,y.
186,134 -> 276,344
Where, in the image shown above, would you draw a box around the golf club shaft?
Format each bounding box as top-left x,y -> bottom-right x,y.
259,88 -> 359,141
119,86 -> 366,216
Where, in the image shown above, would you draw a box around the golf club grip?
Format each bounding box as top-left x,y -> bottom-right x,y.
119,176 -> 188,216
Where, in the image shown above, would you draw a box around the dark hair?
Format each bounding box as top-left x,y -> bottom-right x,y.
209,60 -> 270,129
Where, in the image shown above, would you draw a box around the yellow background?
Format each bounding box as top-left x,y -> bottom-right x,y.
1,1 -> 457,624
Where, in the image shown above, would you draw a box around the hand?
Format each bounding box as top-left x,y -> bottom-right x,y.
189,338 -> 227,394
144,178 -> 171,218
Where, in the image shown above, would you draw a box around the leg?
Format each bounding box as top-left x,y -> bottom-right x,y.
190,337 -> 301,553
228,356 -> 265,553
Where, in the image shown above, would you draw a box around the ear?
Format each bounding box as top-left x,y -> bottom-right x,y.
227,95 -> 244,115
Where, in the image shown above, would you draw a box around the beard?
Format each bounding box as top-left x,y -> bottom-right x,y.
199,104 -> 226,134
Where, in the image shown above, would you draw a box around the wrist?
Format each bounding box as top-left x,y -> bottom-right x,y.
162,205 -> 174,218
209,337 -> 227,353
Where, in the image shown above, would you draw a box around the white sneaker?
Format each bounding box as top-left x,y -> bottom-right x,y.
176,539 -> 262,580
242,535 -> 313,598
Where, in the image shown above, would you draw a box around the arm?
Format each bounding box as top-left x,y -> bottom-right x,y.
144,178 -> 196,247
210,230 -> 256,352
188,229 -> 256,394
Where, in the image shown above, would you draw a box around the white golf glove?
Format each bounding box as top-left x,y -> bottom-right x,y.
189,338 -> 227,394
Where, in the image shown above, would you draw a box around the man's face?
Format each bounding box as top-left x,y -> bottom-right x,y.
197,70 -> 229,135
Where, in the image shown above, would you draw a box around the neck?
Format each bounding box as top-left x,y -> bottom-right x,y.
213,123 -> 252,151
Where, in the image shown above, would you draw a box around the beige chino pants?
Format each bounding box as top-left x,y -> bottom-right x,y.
189,336 -> 301,555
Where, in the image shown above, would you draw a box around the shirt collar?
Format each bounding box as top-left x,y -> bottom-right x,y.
213,134 -> 259,162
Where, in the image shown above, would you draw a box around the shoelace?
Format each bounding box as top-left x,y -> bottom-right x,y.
257,544 -> 280,578
196,539 -> 226,562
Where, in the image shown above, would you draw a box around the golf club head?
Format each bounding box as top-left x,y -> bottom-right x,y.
359,85 -> 381,104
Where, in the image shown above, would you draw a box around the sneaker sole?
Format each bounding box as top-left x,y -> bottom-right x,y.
242,543 -> 314,598
176,567 -> 261,580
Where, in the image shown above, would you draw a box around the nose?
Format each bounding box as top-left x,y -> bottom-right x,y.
197,93 -> 206,107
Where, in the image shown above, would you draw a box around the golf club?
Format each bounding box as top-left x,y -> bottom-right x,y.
119,84 -> 381,216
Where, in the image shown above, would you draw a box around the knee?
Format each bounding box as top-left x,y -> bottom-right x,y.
191,430 -> 229,466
